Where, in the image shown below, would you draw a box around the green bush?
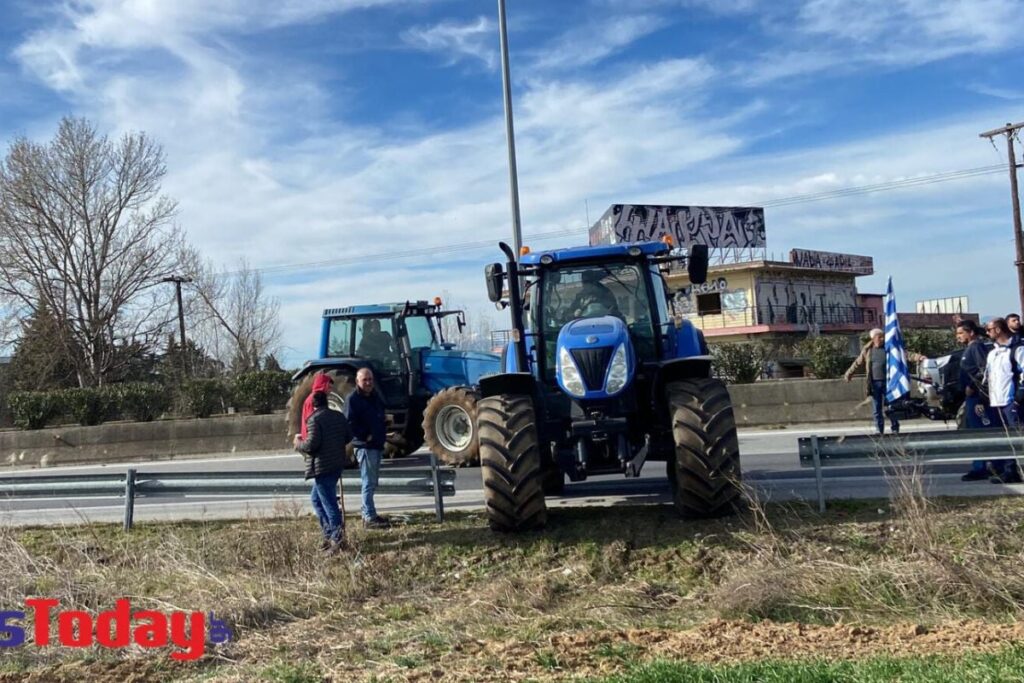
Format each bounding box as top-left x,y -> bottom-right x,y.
903,328 -> 958,359
60,387 -> 118,426
233,371 -> 291,414
798,336 -> 852,379
8,391 -> 60,430
711,342 -> 768,384
115,383 -> 171,422
181,379 -> 229,418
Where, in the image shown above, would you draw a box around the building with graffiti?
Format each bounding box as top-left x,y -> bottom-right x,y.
589,204 -> 976,373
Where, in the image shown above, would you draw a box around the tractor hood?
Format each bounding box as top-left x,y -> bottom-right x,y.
555,316 -> 635,400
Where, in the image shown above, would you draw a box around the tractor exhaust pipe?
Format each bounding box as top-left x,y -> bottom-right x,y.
499,241 -> 529,373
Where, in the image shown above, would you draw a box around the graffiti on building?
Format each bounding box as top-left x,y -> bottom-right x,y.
789,249 -> 874,275
678,277 -> 728,298
756,275 -> 858,325
722,289 -> 748,312
589,204 -> 766,248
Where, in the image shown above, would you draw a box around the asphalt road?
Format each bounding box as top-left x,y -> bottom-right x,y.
0,419 -> 1017,527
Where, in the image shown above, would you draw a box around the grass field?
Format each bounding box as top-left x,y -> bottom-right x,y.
1,482 -> 1024,681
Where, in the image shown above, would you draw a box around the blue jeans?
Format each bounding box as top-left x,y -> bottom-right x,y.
310,473 -> 343,540
870,379 -> 899,434
356,447 -> 383,520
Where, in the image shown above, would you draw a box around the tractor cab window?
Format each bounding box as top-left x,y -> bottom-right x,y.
327,318 -> 353,357
540,263 -> 657,365
404,315 -> 436,349
355,317 -> 400,369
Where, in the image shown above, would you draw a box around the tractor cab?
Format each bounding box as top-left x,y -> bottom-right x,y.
528,247 -> 675,383
319,301 -> 464,403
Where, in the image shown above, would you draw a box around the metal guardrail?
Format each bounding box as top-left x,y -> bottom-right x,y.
0,454 -> 456,530
797,428 -> 1024,512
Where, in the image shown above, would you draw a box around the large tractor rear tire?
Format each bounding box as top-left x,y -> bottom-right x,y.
478,394 -> 547,532
286,370 -> 357,464
423,387 -> 481,466
666,378 -> 743,518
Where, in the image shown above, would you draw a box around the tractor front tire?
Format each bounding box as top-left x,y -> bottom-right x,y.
478,394 -> 547,532
666,378 -> 743,518
423,387 -> 481,466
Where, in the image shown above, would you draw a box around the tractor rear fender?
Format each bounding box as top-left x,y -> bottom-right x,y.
479,372 -> 538,400
291,359 -> 366,383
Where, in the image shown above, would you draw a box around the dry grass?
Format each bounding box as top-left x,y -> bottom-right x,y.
2,483 -> 1024,681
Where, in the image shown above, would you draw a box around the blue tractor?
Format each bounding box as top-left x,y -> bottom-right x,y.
287,300 -> 501,464
477,241 -> 742,531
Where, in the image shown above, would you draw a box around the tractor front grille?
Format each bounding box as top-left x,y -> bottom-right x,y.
571,347 -> 613,392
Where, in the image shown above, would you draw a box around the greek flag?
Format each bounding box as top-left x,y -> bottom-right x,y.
885,276 -> 910,402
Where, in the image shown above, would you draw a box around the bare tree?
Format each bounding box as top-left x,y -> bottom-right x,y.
0,117 -> 188,386
190,257 -> 282,374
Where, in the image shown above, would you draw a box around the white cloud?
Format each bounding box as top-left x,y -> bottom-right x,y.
401,17 -> 497,69
531,14 -> 667,71
743,0 -> 1024,84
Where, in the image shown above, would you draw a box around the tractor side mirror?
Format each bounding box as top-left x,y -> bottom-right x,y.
485,263 -> 505,303
457,311 -> 466,333
687,244 -> 709,285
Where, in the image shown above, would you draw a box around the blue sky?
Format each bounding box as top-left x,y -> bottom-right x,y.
1,0 -> 1023,365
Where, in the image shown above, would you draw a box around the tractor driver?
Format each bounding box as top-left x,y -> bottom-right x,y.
357,319 -> 398,365
570,270 -> 620,320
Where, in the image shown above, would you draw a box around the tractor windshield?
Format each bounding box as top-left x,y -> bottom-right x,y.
539,262 -> 657,365
404,315 -> 437,349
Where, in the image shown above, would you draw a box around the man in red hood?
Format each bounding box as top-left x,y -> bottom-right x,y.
301,373 -> 334,440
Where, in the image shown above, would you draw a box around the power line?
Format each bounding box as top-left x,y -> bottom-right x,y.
217,163 -> 1006,279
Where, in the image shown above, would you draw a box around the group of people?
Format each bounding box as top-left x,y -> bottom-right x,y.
845,314 -> 1024,484
955,315 -> 1023,483
292,367 -> 392,554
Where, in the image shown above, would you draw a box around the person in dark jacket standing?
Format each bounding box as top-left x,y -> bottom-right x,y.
294,391 -> 352,551
345,367 -> 390,529
957,319 -> 997,480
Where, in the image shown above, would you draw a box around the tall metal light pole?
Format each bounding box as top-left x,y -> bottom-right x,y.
497,0 -> 524,258
980,121 -> 1024,313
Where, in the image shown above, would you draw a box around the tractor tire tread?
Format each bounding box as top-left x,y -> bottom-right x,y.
478,394 -> 547,532
667,378 -> 743,519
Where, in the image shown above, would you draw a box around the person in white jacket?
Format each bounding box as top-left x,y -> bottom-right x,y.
983,317 -> 1024,483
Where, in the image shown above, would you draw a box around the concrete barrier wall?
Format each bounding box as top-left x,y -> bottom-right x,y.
728,379 -> 872,426
0,380 -> 872,469
0,414 -> 285,469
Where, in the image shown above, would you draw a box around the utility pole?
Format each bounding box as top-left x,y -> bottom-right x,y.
162,275 -> 192,373
497,0 -> 524,259
980,121 -> 1024,312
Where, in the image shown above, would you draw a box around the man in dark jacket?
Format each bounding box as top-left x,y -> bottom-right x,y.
957,319 -> 999,480
294,391 -> 352,550
345,367 -> 390,529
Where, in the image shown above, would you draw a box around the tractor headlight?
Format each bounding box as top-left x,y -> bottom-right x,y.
559,347 -> 587,397
605,343 -> 629,395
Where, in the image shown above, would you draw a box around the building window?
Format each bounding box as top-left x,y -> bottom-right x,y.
697,293 -> 722,315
